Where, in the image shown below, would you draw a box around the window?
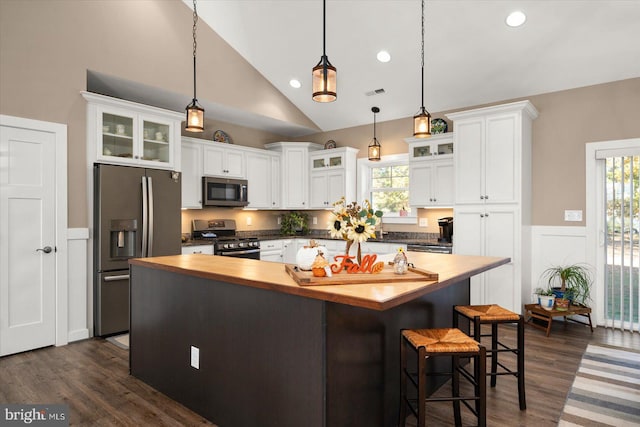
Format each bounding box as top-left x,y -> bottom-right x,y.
358,155 -> 415,224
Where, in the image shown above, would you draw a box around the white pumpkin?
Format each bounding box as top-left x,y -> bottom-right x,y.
296,245 -> 328,270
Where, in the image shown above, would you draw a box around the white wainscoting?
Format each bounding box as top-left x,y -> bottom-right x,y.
530,226 -> 597,323
531,225 -> 587,286
67,228 -> 89,342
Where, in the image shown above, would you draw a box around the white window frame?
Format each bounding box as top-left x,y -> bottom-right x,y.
357,154 -> 417,225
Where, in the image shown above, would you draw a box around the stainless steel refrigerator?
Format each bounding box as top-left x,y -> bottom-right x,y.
94,164 -> 181,336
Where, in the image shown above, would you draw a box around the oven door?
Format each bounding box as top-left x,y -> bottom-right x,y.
217,248 -> 261,260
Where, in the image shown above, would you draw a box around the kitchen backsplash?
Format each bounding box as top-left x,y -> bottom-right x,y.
181,207 -> 453,235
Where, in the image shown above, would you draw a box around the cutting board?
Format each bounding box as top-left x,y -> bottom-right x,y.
285,264 -> 438,286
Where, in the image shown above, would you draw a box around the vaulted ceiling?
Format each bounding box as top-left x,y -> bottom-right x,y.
188,0 -> 640,135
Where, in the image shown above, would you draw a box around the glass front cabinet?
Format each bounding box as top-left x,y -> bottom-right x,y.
405,133 -> 454,161
83,92 -> 183,170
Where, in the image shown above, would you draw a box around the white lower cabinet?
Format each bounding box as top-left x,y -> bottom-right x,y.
454,205 -> 520,312
261,240 -> 285,262
181,245 -> 214,255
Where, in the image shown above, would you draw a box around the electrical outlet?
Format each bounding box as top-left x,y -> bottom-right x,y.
190,346 -> 200,369
313,216 -> 318,225
419,218 -> 428,227
277,217 -> 281,225
246,216 -> 252,226
564,210 -> 583,222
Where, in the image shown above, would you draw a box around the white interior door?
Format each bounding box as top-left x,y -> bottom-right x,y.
0,125 -> 56,356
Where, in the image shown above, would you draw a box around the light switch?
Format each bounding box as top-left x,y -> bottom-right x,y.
313,216 -> 318,225
564,210 -> 583,222
419,218 -> 428,227
246,216 -> 252,226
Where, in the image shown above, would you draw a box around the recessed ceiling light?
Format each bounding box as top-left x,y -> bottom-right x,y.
289,79 -> 301,89
506,11 -> 526,27
376,50 -> 391,63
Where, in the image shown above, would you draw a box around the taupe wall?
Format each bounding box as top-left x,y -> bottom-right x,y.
298,78 -> 640,226
2,1 -> 639,231
0,0 -> 314,227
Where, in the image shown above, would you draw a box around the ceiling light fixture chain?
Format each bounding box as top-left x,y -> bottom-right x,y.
192,0 -> 198,100
185,0 -> 205,132
413,0 -> 431,138
312,0 -> 337,102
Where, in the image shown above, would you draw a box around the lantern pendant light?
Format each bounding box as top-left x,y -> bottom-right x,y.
185,0 -> 204,132
368,107 -> 381,161
312,0 -> 337,102
413,0 -> 431,138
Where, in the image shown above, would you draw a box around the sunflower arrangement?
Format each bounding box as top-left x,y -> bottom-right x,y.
328,197 -> 383,243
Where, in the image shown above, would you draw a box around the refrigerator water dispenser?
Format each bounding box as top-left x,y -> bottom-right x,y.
110,219 -> 137,258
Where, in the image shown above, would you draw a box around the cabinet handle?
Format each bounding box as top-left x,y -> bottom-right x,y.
485,213 -> 489,217
480,195 -> 485,200
485,195 -> 489,200
480,214 -> 485,218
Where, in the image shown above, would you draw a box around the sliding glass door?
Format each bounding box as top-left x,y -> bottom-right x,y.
604,155 -> 640,331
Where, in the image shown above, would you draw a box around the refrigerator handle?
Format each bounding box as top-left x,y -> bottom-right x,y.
141,176 -> 148,257
148,176 -> 154,257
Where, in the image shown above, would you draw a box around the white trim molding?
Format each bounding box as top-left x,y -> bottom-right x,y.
67,228 -> 90,342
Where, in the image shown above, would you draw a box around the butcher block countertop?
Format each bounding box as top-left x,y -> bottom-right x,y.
129,253 -> 509,311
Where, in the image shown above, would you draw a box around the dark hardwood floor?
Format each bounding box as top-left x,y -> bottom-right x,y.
1,320 -> 639,426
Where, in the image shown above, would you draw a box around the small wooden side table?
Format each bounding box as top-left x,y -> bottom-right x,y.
524,303 -> 593,337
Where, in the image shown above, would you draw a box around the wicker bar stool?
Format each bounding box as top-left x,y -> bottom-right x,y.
399,328 -> 486,427
453,304 -> 526,410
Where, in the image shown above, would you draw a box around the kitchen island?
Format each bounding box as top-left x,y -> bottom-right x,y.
129,253 -> 509,427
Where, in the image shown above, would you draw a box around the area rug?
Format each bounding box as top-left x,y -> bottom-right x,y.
558,344 -> 640,426
105,333 -> 129,350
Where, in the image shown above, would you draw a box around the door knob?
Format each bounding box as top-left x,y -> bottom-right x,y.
36,246 -> 53,254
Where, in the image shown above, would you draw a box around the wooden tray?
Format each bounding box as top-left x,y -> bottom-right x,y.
285,264 -> 438,286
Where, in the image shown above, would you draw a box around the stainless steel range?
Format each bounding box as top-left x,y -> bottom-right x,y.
192,219 -> 260,259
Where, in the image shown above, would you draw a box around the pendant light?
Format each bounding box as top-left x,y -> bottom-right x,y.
368,107 -> 381,161
185,0 -> 204,132
413,0 -> 431,138
312,0 -> 337,102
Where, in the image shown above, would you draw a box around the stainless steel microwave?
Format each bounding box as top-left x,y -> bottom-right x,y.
202,177 -> 248,207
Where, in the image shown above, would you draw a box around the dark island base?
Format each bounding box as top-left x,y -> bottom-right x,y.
130,265 -> 469,427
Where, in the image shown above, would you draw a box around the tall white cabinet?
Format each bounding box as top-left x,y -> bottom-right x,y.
447,101 -> 538,314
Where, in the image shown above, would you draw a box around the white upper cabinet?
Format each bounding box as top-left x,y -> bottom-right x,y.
83,92 -> 182,170
409,160 -> 454,207
406,133 -> 454,161
448,101 -> 538,205
246,150 -> 281,209
181,139 -> 203,209
405,134 -> 454,207
308,147 -> 358,209
203,143 -> 246,178
265,142 -> 323,209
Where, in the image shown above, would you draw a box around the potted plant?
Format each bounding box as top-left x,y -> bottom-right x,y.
540,264 -> 593,307
534,287 -> 556,311
280,211 -> 309,236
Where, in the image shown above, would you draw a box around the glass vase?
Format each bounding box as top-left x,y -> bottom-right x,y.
345,240 -> 362,265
